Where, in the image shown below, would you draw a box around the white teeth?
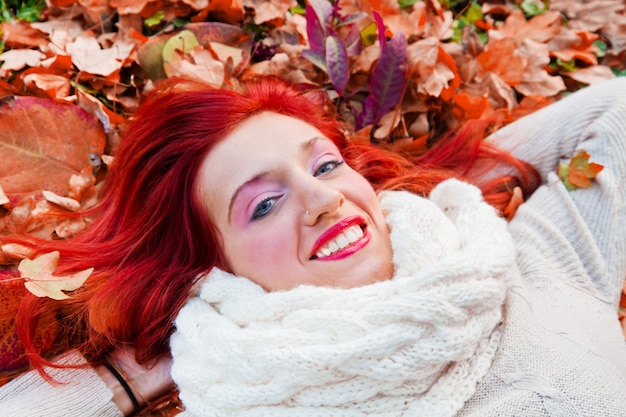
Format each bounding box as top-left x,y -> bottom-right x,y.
315,225 -> 364,259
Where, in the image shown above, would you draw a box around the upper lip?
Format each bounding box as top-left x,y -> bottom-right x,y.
309,215 -> 365,259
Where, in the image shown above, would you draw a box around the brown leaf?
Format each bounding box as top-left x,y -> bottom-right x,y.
247,0 -> 297,25
42,190 -> 81,212
565,66 -> 616,85
19,251 -> 92,300
0,186 -> 8,206
477,38 -> 526,86
515,40 -> 566,97
23,74 -> 71,100
0,21 -> 49,49
65,34 -> 135,77
550,29 -> 600,65
499,9 -> 562,44
0,49 -> 45,75
163,46 -> 225,86
0,97 -> 106,200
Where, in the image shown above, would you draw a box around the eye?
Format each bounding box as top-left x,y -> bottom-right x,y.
251,196 -> 279,220
314,160 -> 344,176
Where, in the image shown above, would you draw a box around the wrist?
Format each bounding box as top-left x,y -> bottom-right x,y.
96,349 -> 174,416
95,362 -> 138,416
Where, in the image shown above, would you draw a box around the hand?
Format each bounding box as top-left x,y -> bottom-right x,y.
96,347 -> 174,416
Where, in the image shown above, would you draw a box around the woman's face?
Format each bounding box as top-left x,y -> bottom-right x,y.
197,111 -> 393,291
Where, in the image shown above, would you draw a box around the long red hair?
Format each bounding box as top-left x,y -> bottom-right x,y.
4,75 -> 539,373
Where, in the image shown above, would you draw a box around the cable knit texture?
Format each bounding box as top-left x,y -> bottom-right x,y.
171,179 -> 515,417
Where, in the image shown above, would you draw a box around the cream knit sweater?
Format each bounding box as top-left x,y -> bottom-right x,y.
2,78 -> 626,417
171,180 -> 515,416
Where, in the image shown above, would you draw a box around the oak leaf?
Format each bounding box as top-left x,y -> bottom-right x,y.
19,251 -> 93,300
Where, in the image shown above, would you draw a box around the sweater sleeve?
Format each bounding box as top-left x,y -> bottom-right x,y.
0,351 -> 123,417
490,77 -> 626,306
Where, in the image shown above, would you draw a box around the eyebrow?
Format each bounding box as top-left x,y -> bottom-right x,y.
227,136 -> 325,222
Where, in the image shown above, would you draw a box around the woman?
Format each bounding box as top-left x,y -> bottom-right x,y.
2,75 -> 626,416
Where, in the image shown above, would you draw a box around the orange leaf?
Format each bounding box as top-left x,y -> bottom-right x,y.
0,96 -> 106,201
19,251 -> 93,300
477,38 -> 526,86
557,150 -> 604,191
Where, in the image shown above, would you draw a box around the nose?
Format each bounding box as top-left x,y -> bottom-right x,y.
301,177 -> 345,226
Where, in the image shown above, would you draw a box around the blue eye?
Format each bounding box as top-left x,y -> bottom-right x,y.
314,160 -> 344,176
252,197 -> 278,220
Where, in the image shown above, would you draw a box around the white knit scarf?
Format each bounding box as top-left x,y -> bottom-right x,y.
171,179 -> 516,417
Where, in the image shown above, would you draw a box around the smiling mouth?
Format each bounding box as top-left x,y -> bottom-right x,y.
311,224 -> 366,260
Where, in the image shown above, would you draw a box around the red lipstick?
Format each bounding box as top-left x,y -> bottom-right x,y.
310,216 -> 370,260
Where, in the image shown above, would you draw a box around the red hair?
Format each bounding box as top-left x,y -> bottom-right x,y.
4,75 -> 539,373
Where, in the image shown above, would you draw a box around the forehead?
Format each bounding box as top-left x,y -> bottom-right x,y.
197,112 -> 326,215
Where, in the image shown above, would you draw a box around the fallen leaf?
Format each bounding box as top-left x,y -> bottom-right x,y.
499,9 -> 562,44
22,73 -> 71,100
515,39 -> 566,97
0,268 -> 59,376
557,150 -> 604,191
163,46 -> 225,86
162,30 -> 200,63
503,186 -> 524,220
564,65 -> 616,85
476,38 -> 526,86
42,190 -> 81,212
65,34 -> 135,77
0,21 -> 49,49
0,186 -> 8,206
0,49 -> 46,75
0,97 -> 105,200
19,251 -> 93,300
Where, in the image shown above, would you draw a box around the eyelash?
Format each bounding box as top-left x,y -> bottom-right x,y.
250,159 -> 344,221
314,159 -> 344,176
251,196 -> 280,220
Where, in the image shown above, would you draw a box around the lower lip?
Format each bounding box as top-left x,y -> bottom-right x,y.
314,228 -> 371,261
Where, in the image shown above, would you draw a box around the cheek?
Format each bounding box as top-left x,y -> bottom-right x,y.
225,226 -> 296,277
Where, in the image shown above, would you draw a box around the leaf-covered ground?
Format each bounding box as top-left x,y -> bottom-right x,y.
1,0 -> 626,397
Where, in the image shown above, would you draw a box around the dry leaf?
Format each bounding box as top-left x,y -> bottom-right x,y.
0,96 -> 106,200
557,150 -> 604,191
0,186 -> 8,206
65,34 -> 135,77
565,65 -> 616,85
19,251 -> 93,300
42,190 -> 81,212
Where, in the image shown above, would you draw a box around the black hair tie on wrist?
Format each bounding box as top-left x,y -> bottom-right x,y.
103,361 -> 141,412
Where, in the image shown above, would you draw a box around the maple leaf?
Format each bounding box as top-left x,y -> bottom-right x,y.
18,251 -> 93,300
557,150 -> 604,191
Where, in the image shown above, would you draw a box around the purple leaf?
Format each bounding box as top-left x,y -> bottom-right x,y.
373,10 -> 386,50
343,24 -> 363,56
337,12 -> 368,28
356,31 -> 408,130
302,49 -> 328,72
325,35 -> 349,95
309,0 -> 333,26
305,4 -> 326,54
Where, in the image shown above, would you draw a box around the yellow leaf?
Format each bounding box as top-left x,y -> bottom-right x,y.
19,251 -> 93,300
